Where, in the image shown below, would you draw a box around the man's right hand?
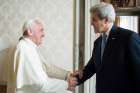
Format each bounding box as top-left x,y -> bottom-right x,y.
72,70 -> 83,79
67,73 -> 77,91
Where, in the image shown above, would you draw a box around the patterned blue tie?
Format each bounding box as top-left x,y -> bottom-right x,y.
101,33 -> 107,61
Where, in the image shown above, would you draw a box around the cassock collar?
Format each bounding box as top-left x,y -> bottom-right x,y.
23,37 -> 37,48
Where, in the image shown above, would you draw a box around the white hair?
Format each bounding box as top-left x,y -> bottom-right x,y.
90,2 -> 116,22
22,19 -> 42,35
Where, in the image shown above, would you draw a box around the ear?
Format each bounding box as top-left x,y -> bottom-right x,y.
104,18 -> 109,24
27,28 -> 33,36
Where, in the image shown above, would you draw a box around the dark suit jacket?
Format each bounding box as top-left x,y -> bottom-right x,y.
77,26 -> 140,93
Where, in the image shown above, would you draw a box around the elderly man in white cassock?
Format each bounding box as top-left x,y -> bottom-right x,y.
7,19 -> 77,93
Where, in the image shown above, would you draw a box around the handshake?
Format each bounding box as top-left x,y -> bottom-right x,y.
66,70 -> 83,91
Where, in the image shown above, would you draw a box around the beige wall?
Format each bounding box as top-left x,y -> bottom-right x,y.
0,0 -> 74,88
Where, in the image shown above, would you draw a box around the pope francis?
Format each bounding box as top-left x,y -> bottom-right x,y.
7,19 -> 77,93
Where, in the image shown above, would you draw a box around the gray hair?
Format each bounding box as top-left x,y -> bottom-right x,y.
90,2 -> 116,22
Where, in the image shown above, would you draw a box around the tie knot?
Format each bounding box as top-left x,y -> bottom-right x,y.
102,33 -> 107,40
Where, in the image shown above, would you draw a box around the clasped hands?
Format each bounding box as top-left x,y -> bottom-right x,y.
66,70 -> 83,91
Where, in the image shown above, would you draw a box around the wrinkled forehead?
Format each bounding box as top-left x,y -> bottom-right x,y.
33,21 -> 44,29
34,20 -> 43,26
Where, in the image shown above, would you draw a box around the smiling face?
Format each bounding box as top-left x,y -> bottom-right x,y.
27,21 -> 45,46
90,2 -> 116,34
32,23 -> 45,45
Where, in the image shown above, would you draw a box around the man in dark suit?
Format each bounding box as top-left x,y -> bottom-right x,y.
73,2 -> 140,93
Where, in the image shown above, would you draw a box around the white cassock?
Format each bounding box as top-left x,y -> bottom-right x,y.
8,38 -> 70,93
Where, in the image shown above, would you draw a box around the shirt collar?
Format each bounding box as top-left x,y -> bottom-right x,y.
101,23 -> 113,39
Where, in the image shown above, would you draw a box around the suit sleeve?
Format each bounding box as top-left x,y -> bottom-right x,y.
77,47 -> 96,85
128,33 -> 140,80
